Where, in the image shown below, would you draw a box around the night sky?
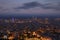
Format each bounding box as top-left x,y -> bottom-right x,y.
0,0 -> 60,15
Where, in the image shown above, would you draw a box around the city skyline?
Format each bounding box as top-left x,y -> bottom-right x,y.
0,0 -> 60,40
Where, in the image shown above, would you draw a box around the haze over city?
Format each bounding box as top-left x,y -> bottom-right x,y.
0,0 -> 60,40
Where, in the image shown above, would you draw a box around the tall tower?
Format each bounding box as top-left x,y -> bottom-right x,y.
11,18 -> 15,23
45,18 -> 49,24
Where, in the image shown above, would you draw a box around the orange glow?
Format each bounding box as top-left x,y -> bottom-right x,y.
8,36 -> 14,40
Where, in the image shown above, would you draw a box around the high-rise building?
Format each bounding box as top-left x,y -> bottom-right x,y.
45,18 -> 49,24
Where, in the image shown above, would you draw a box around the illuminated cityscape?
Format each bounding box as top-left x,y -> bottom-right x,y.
0,17 -> 60,40
0,0 -> 60,40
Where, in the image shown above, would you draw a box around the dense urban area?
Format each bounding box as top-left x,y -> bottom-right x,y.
0,17 -> 60,40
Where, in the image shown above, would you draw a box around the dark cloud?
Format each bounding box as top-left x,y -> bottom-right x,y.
14,2 -> 43,9
14,2 -> 60,10
42,3 -> 60,10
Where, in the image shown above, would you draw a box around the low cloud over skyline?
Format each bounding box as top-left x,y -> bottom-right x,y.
15,2 -> 60,10
0,0 -> 60,15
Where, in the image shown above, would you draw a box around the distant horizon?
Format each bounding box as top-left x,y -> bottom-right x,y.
0,13 -> 60,19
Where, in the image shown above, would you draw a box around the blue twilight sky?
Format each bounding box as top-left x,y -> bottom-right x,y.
0,0 -> 60,15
